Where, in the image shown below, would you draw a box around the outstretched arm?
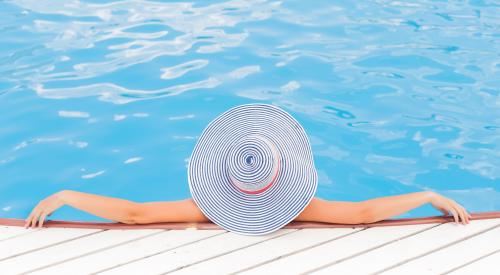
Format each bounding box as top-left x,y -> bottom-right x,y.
295,191 -> 471,225
25,190 -> 209,228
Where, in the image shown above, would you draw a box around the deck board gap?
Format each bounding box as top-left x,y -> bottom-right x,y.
93,230 -> 228,274
442,248 -> 500,275
304,223 -> 445,274
373,223 -> 500,275
0,229 -> 107,262
233,227 -> 367,275
162,229 -> 301,274
26,229 -> 170,274
0,228 -> 41,242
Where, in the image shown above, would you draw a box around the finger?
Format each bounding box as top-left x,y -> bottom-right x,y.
461,206 -> 471,224
24,217 -> 31,229
25,213 -> 34,228
30,209 -> 42,228
26,203 -> 43,228
27,214 -> 35,229
462,208 -> 469,224
448,204 -> 459,224
455,205 -> 466,225
456,206 -> 465,224
39,212 -> 48,228
455,204 -> 467,224
28,213 -> 37,229
26,210 -> 37,229
458,205 -> 468,224
463,206 -> 472,222
446,199 -> 463,224
25,208 -> 38,228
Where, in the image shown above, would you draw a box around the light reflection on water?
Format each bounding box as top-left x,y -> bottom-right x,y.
0,0 -> 499,221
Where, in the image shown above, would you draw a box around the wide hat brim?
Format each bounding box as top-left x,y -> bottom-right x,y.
188,103 -> 318,235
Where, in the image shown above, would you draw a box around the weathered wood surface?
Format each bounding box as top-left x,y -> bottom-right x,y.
0,218 -> 498,275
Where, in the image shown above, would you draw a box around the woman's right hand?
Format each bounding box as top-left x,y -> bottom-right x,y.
429,191 -> 471,224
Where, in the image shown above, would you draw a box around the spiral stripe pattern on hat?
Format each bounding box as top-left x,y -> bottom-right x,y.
226,134 -> 280,194
188,103 -> 318,236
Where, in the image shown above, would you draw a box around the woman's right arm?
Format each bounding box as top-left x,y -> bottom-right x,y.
295,191 -> 471,225
358,191 -> 471,224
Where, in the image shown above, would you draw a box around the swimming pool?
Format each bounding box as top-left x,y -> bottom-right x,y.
1,0 -> 499,222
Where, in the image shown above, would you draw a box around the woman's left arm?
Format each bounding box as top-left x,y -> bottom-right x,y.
25,190 -> 138,228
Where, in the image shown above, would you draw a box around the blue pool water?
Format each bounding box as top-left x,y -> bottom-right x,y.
1,0 -> 499,222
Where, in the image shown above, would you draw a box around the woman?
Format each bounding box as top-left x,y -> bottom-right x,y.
24,104 -> 471,231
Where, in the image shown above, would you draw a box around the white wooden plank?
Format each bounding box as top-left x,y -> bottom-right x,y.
311,218 -> 500,275
172,227 -> 362,275
0,229 -> 163,274
99,229 -> 297,275
0,226 -> 39,241
239,223 -> 437,275
0,227 -> 102,261
380,225 -> 500,275
447,250 -> 500,275
31,229 -> 226,275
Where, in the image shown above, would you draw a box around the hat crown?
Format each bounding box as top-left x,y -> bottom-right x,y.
226,134 -> 280,194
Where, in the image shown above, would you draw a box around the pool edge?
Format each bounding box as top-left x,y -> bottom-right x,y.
1,211 -> 499,230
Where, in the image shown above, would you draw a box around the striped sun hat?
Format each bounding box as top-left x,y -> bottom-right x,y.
188,103 -> 318,235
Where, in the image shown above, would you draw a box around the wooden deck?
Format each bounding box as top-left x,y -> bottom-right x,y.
0,217 -> 499,274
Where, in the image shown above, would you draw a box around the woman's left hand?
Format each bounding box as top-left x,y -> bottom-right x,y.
25,191 -> 66,228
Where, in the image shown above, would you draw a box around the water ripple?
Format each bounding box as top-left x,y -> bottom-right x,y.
34,77 -> 221,104
160,59 -> 209,80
